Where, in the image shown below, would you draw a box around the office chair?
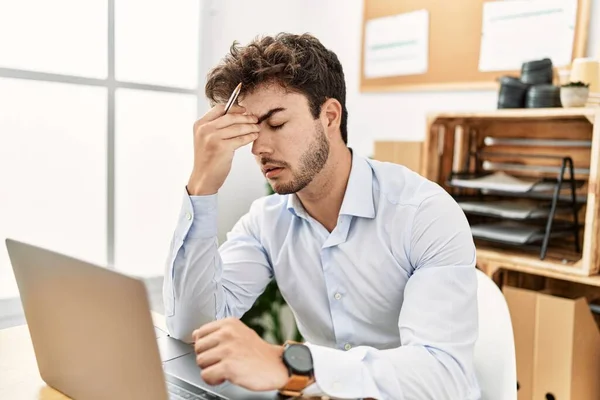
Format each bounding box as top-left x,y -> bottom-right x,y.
473,268 -> 517,400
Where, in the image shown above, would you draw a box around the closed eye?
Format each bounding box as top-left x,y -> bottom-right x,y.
268,123 -> 286,131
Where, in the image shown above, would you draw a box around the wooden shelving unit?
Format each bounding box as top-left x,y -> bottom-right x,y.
423,108 -> 600,281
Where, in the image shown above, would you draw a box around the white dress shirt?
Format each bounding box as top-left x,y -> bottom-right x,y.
163,153 -> 481,399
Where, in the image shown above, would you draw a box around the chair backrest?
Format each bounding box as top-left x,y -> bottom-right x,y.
473,269 -> 517,400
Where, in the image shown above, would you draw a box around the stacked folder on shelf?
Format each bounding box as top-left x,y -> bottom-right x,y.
450,171 -> 560,193
457,200 -> 554,220
447,163 -> 582,259
470,221 -> 574,246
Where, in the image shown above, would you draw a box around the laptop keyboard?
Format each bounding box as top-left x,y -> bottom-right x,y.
166,380 -> 227,400
164,364 -> 230,400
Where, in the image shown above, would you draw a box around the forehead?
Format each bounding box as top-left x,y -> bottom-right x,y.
238,84 -> 310,116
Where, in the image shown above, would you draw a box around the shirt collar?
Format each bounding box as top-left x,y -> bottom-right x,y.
286,151 -> 375,220
339,153 -> 375,219
286,192 -> 305,218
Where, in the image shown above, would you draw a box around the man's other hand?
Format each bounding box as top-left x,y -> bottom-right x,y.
192,318 -> 288,392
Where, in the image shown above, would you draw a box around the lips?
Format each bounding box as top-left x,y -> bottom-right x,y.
264,166 -> 284,178
262,164 -> 284,178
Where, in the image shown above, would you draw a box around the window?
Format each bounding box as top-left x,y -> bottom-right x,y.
115,0 -> 199,88
114,89 -> 196,276
0,0 -> 108,78
0,79 -> 107,297
0,0 -> 201,299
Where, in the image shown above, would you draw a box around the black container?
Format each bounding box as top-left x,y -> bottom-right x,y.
521,58 -> 554,85
525,84 -> 562,108
497,76 -> 529,108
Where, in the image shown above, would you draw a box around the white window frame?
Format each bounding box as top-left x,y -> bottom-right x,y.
0,0 -> 204,266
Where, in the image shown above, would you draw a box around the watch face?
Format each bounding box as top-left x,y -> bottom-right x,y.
283,344 -> 313,375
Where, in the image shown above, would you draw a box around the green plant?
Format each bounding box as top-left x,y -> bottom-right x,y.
241,280 -> 303,344
240,181 -> 303,344
266,181 -> 275,195
561,81 -> 590,88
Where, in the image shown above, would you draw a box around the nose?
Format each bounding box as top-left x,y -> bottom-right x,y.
251,130 -> 274,157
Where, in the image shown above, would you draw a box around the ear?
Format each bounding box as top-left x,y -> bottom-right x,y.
321,98 -> 342,138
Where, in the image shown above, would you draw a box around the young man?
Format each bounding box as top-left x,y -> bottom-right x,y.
163,33 -> 480,399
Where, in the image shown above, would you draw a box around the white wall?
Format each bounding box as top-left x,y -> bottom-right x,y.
203,0 -> 600,240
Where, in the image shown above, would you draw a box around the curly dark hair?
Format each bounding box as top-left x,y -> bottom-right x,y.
205,33 -> 348,144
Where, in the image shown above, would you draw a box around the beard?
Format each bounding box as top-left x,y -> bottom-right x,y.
267,123 -> 330,195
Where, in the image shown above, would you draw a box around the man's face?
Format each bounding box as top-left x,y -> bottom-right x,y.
239,84 -> 329,195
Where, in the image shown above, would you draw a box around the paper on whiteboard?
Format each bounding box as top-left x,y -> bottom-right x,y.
479,0 -> 577,72
364,10 -> 429,78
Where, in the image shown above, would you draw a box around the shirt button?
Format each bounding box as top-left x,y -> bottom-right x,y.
334,293 -> 342,300
344,343 -> 352,351
185,212 -> 192,221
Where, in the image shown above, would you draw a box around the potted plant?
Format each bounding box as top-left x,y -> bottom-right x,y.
560,81 -> 590,107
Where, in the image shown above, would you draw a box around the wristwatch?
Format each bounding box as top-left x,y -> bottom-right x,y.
279,340 -> 315,397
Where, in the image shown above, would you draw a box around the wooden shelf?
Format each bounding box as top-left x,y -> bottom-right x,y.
476,246 -> 600,282
423,108 -> 600,280
430,107 -> 598,124
477,255 -> 600,288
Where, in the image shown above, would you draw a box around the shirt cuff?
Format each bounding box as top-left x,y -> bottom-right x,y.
301,382 -> 326,398
177,187 -> 218,239
303,343 -> 378,399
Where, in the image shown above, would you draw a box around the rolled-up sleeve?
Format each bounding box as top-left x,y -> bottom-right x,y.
302,192 -> 480,400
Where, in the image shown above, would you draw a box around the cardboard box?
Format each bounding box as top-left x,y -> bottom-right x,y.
504,286 -> 600,400
504,286 -> 536,400
373,141 -> 423,174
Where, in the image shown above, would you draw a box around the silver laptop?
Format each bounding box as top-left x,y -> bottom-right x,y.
6,239 -> 280,400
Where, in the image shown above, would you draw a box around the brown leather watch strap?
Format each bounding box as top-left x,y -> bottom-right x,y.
279,374 -> 315,397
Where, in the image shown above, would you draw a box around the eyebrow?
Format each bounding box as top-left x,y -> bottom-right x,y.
256,108 -> 286,124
